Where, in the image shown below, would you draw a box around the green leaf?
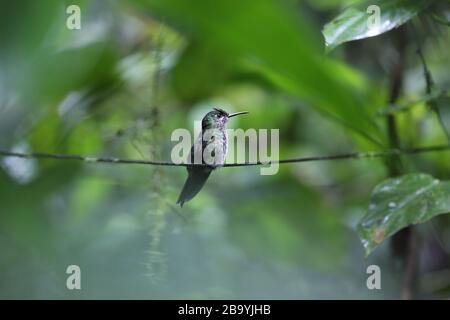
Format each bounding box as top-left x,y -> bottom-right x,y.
358,173 -> 450,256
323,0 -> 432,51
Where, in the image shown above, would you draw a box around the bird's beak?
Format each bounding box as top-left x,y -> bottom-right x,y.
228,111 -> 249,118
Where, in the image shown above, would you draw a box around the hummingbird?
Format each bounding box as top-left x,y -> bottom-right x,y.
176,108 -> 249,207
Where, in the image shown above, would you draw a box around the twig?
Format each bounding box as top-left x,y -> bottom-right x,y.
0,145 -> 449,168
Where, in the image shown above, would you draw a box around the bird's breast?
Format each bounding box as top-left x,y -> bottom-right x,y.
190,129 -> 227,168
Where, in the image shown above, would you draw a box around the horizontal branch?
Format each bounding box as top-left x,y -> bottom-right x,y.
0,145 -> 449,168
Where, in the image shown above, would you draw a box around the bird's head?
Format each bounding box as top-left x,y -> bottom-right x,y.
202,108 -> 249,129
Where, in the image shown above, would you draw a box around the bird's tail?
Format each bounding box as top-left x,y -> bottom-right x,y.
176,168 -> 212,207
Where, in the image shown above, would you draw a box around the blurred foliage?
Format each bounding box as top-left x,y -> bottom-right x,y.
0,0 -> 449,299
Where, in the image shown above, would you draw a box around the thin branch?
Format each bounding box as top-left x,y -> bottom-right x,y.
0,145 -> 449,168
431,13 -> 450,27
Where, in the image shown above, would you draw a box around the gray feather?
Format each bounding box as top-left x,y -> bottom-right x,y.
176,167 -> 212,207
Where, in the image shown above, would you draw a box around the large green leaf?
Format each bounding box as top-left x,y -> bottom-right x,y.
323,0 -> 432,51
358,173 -> 450,256
130,0 -> 384,146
